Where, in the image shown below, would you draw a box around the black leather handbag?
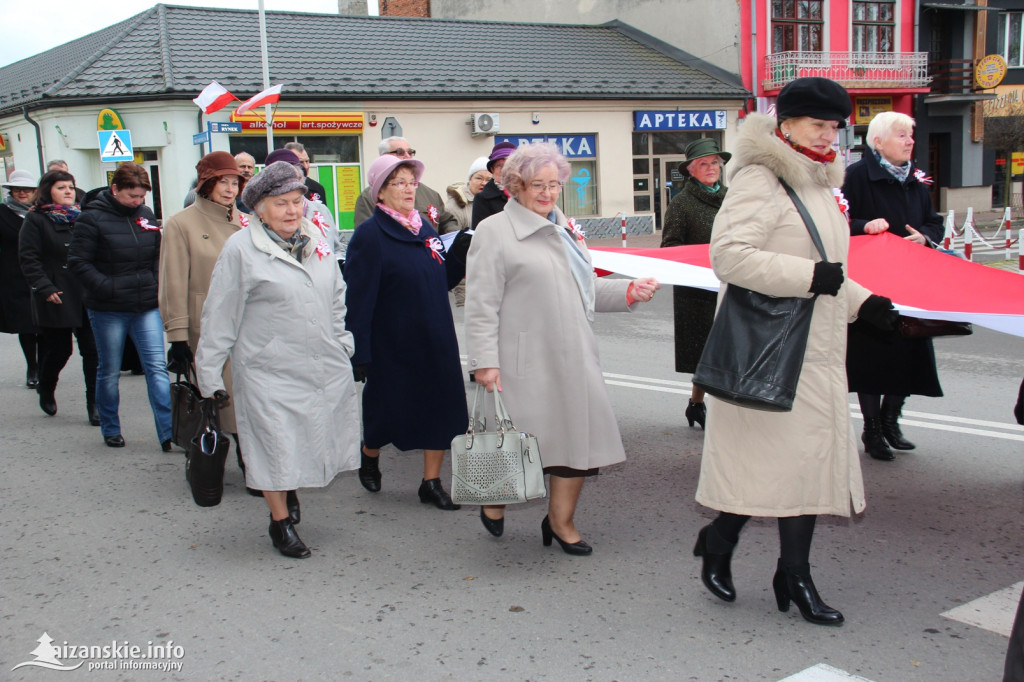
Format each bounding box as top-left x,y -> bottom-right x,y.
185,396 -> 230,508
693,179 -> 827,412
170,363 -> 204,448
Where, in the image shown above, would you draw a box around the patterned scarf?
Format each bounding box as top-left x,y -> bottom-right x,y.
35,203 -> 82,225
377,202 -> 422,235
775,128 -> 836,164
262,223 -> 309,263
874,150 -> 912,184
4,194 -> 32,218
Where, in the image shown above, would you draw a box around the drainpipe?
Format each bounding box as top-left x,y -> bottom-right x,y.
751,0 -> 759,112
22,106 -> 44,176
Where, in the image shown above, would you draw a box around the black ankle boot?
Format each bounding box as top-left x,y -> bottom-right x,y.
286,490 -> 300,525
685,399 -> 706,429
86,394 -> 100,426
772,559 -> 844,626
693,524 -> 736,601
358,449 -> 382,493
37,384 -> 57,416
862,418 -> 894,461
268,516 -> 311,558
418,478 -> 460,510
880,397 -> 915,450
26,367 -> 38,389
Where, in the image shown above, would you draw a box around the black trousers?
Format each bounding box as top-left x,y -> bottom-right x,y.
711,512 -> 817,573
37,321 -> 98,397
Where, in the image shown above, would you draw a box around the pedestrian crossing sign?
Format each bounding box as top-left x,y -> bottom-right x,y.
98,129 -> 133,162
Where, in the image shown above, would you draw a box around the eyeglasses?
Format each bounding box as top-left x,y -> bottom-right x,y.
386,148 -> 416,158
387,180 -> 420,190
528,181 -> 562,193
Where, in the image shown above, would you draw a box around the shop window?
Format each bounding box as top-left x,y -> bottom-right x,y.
559,160 -> 598,217
633,195 -> 652,212
772,0 -> 823,52
852,1 -> 894,53
999,12 -> 1024,68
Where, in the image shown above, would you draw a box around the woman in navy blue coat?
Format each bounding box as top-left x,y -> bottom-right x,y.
840,111 -> 944,463
344,154 -> 470,509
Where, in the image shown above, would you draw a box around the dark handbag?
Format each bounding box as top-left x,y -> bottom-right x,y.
170,363 -> 204,448
692,179 -> 827,412
897,315 -> 973,339
185,396 -> 230,507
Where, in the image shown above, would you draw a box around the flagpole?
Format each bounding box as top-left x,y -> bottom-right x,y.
258,0 -> 274,151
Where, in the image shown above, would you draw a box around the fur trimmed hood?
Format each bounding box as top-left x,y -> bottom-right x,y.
727,114 -> 844,190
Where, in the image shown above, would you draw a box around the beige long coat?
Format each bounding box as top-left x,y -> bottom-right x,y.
159,196 -> 243,433
695,114 -> 872,518
465,198 -> 633,471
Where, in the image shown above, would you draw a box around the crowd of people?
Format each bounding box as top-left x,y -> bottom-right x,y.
3,76 -> 994,633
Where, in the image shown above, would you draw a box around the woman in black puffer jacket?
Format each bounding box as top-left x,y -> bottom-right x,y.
68,163 -> 172,450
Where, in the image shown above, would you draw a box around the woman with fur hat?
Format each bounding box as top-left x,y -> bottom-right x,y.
0,170 -> 42,389
195,162 -> 361,559
691,77 -> 899,626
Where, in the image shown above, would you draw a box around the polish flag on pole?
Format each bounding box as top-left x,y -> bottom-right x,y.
234,84 -> 283,116
192,81 -> 236,114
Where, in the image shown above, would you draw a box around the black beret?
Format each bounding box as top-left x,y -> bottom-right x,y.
776,77 -> 852,128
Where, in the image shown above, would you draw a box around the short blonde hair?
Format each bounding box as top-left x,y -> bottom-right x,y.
501,142 -> 571,198
866,111 -> 915,151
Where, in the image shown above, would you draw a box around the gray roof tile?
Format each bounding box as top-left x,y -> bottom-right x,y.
0,4 -> 748,116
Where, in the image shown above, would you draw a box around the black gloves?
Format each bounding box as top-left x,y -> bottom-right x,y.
167,341 -> 193,375
809,261 -> 844,296
858,294 -> 899,331
352,364 -> 369,383
447,229 -> 472,264
212,389 -> 231,408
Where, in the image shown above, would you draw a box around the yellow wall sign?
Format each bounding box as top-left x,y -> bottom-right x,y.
97,108 -> 126,131
854,97 -> 893,125
230,111 -> 363,134
1012,152 -> 1024,176
976,55 -> 1007,90
0,132 -> 6,151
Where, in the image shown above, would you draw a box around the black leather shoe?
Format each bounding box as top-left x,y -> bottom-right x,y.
685,399 -> 706,429
268,516 -> 311,558
862,418 -> 894,461
104,434 -> 125,448
286,490 -> 300,525
693,524 -> 736,602
38,386 -> 57,416
26,367 -> 38,389
418,478 -> 460,510
358,449 -> 382,493
772,559 -> 844,626
541,515 -> 592,555
480,507 -> 504,537
87,397 -> 100,426
161,440 -> 173,452
880,397 -> 915,450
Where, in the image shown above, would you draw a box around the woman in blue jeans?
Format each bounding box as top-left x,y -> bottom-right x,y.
68,163 -> 172,449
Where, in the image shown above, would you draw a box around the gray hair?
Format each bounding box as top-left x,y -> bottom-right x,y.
46,159 -> 68,171
283,142 -> 306,153
501,142 -> 571,198
234,152 -> 255,163
378,136 -> 407,156
866,111 -> 915,151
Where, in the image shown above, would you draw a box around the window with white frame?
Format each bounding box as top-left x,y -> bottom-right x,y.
853,0 -> 895,53
998,12 -> 1024,67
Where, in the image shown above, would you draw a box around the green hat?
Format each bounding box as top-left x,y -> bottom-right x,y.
678,139 -> 731,177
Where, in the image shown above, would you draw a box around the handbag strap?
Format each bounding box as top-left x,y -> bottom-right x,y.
778,178 -> 828,262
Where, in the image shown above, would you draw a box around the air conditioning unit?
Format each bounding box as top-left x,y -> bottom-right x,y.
471,113 -> 500,136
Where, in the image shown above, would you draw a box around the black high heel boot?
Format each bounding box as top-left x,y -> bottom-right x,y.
26,367 -> 38,389
358,447 -> 382,493
693,525 -> 736,602
685,399 -> 706,429
541,515 -> 592,555
418,478 -> 460,510
268,516 -> 311,558
286,490 -> 300,525
771,559 -> 844,626
861,418 -> 894,461
37,384 -> 57,416
86,394 -> 100,426
880,396 -> 915,450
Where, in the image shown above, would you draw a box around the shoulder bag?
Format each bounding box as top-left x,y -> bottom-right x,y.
170,362 -> 205,448
692,179 -> 827,412
451,385 -> 547,505
185,394 -> 231,508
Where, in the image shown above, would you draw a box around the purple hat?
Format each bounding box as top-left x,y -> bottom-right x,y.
264,148 -> 301,166
487,141 -> 517,171
368,154 -> 424,201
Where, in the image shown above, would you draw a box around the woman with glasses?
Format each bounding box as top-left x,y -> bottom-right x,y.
465,142 -> 659,553
344,154 -> 472,510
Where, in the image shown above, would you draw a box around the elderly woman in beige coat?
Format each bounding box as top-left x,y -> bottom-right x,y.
466,142 -> 659,554
196,162 -> 360,559
692,78 -> 898,626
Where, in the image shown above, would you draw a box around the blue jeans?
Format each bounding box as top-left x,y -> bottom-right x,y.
87,308 -> 172,443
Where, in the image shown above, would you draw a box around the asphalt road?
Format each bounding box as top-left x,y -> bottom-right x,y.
1,288 -> 1021,681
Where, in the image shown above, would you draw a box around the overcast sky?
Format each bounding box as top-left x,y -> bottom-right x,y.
0,0 -> 379,66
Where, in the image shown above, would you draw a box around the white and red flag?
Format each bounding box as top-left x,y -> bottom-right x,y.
192,81 -> 236,114
234,84 -> 283,115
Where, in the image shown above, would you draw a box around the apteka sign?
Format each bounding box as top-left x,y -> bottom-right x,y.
634,110 -> 727,131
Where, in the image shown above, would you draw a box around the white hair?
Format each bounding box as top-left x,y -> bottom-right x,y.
378,136 -> 407,156
866,111 -> 915,151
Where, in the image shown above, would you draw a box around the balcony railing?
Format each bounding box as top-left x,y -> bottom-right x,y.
763,51 -> 930,91
928,59 -> 976,95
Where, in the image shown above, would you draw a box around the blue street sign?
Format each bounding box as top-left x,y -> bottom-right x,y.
98,129 -> 134,162
193,131 -> 210,146
208,122 -> 242,134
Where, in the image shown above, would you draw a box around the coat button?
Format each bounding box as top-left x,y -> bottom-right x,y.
470,359 -> 478,367
311,319 -> 318,325
306,281 -> 313,287
313,354 -> 320,360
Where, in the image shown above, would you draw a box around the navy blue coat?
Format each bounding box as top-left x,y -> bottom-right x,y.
841,151 -> 944,243
344,208 -> 468,451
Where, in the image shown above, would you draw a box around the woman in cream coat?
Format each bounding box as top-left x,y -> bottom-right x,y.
196,162 -> 360,559
692,78 -> 898,626
466,142 -> 658,554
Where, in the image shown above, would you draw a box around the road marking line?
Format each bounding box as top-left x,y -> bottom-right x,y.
778,663 -> 875,681
941,582 -> 1022,637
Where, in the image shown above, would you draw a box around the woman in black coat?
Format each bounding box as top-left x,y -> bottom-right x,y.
19,170 -> 98,423
1,170 -> 42,387
840,111 -> 944,462
470,141 -> 516,228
